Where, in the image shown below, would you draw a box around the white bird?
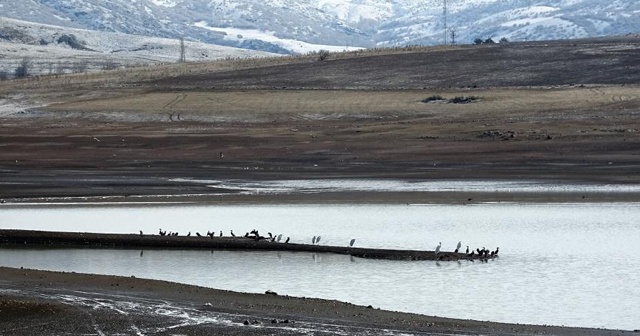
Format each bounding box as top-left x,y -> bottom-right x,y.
312,236 -> 316,244
349,239 -> 356,247
316,236 -> 321,244
435,242 -> 442,254
277,234 -> 282,242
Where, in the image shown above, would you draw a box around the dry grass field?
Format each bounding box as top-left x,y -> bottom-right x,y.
1,37 -> 640,200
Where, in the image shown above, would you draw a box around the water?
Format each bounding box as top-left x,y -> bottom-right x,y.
1,203 -> 639,330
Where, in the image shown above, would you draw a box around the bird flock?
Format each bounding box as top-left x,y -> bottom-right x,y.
147,230 -> 497,260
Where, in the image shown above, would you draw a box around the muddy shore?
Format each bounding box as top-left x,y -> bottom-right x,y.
0,267 -> 635,336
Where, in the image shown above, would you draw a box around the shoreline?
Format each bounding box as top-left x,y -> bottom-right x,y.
3,188 -> 640,206
0,266 -> 635,335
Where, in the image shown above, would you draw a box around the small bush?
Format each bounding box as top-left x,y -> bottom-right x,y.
421,95 -> 446,103
317,49 -> 330,61
449,96 -> 481,104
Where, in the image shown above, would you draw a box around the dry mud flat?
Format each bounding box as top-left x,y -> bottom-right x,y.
0,267 -> 635,336
1,85 -> 640,201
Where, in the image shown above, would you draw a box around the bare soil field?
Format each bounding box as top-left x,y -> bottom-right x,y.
1,38 -> 640,201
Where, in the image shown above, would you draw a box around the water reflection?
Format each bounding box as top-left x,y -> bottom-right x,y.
1,203 -> 639,330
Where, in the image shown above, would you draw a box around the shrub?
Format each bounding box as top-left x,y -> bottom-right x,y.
14,58 -> 31,78
421,95 -> 446,103
317,49 -> 330,61
449,96 -> 481,104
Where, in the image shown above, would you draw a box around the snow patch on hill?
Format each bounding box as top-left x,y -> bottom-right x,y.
194,21 -> 363,54
0,17 -> 275,78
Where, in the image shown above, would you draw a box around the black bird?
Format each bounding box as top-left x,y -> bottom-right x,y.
230,230 -> 236,237
268,232 -> 273,238
139,230 -> 143,237
476,248 -> 481,255
285,237 -> 290,243
187,232 -> 191,237
219,230 -> 223,237
196,232 -> 202,237
465,246 -> 469,254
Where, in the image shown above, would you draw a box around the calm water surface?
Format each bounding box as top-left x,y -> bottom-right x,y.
1,203 -> 639,330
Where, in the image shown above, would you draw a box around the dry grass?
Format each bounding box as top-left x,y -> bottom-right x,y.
44,86 -> 640,124
0,44 -> 460,94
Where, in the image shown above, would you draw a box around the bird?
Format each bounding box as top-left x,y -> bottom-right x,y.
268,232 -> 273,238
316,236 -> 321,244
277,234 -> 282,242
230,230 -> 236,237
456,241 -> 462,252
139,230 -> 143,237
494,247 -> 500,255
219,152 -> 224,158
465,245 -> 469,254
219,230 -> 223,237
196,232 -> 202,237
435,242 -> 442,254
187,232 -> 191,237
349,239 -> 356,247
312,236 -> 316,244
285,237 -> 290,243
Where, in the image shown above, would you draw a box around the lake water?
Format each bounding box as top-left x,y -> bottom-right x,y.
1,202 -> 639,330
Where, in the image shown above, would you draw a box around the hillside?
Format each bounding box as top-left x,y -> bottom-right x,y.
1,0 -> 639,54
0,17 -> 275,77
149,37 -> 640,90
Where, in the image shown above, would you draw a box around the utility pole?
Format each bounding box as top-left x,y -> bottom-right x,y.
179,37 -> 186,63
443,0 -> 448,45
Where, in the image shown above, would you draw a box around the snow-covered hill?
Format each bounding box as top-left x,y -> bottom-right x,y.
1,0 -> 639,55
0,17 -> 274,77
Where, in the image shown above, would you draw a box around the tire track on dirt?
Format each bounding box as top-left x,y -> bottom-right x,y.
163,94 -> 187,121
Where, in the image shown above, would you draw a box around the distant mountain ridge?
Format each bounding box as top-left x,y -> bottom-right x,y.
1,0 -> 639,54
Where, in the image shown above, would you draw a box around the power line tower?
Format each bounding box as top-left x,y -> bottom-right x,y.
443,0 -> 448,45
